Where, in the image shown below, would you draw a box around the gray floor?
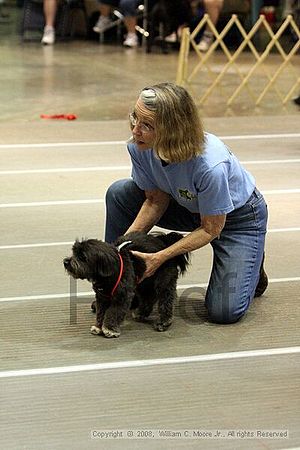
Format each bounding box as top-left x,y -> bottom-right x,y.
0,5 -> 300,450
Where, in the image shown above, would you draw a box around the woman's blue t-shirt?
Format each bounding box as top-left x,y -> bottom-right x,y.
127,132 -> 255,216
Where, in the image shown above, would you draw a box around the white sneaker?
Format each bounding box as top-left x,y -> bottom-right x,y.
123,33 -> 138,48
93,16 -> 113,33
165,32 -> 177,43
41,26 -> 55,45
198,31 -> 214,52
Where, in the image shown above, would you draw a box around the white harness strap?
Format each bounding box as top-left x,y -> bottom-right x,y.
116,240 -> 133,252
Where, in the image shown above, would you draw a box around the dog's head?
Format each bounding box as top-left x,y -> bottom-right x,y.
63,239 -> 119,282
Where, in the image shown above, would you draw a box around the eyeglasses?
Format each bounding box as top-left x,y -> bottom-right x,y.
129,112 -> 154,134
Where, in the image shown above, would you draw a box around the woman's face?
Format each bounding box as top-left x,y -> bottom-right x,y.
130,98 -> 156,150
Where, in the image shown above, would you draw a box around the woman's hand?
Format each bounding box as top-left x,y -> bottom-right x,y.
130,251 -> 164,281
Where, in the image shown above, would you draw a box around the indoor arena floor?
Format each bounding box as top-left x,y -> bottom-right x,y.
0,16 -> 300,450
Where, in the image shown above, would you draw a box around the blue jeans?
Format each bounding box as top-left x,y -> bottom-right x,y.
105,179 -> 268,324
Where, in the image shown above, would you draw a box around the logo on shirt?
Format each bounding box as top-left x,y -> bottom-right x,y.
178,189 -> 197,201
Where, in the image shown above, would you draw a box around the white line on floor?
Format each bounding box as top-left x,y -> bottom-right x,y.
268,227 -> 300,233
0,159 -> 300,175
278,447 -> 300,450
263,189 -> 300,195
0,241 -> 74,249
221,133 -> 300,140
1,277 -> 299,303
0,227 -> 299,250
0,189 -> 300,208
178,278 -> 300,289
0,166 -> 131,175
0,199 -> 104,208
0,346 -> 299,379
0,133 -> 299,149
0,141 -> 127,149
242,159 -> 300,164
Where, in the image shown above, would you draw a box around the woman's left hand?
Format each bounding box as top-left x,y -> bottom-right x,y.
130,251 -> 163,281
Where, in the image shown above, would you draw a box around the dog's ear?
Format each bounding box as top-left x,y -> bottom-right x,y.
94,251 -> 119,278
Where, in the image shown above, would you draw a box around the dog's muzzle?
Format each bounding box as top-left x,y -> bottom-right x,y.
63,256 -> 85,279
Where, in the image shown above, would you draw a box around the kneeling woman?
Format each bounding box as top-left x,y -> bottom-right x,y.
105,82 -> 268,324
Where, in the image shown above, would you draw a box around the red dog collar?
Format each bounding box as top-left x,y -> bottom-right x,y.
107,241 -> 132,298
110,253 -> 124,297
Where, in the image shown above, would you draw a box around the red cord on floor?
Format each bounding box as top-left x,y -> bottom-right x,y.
40,114 -> 77,120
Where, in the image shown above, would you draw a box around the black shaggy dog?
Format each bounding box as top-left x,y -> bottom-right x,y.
63,231 -> 189,338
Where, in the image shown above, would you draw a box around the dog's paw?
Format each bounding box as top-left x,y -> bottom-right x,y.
154,320 -> 172,332
90,325 -> 102,335
102,325 -> 120,338
90,301 -> 96,313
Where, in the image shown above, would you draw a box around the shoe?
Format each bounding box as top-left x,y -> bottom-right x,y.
165,32 -> 177,43
254,254 -> 268,297
198,31 -> 214,52
123,33 -> 138,48
41,26 -> 55,45
293,95 -> 300,106
93,16 -> 113,33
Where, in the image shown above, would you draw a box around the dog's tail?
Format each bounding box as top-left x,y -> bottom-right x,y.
156,232 -> 190,275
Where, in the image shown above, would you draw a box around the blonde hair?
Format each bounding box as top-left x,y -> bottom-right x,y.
139,82 -> 205,163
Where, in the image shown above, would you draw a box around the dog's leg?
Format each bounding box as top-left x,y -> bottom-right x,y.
101,304 -> 128,338
155,290 -> 175,331
153,272 -> 177,331
90,296 -> 108,335
101,290 -> 134,338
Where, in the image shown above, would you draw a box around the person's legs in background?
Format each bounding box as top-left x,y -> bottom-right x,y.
93,1 -> 118,33
120,0 -> 139,47
41,0 -> 57,44
164,0 -> 193,44
93,0 -> 139,48
198,0 -> 224,52
0,0 -> 10,20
